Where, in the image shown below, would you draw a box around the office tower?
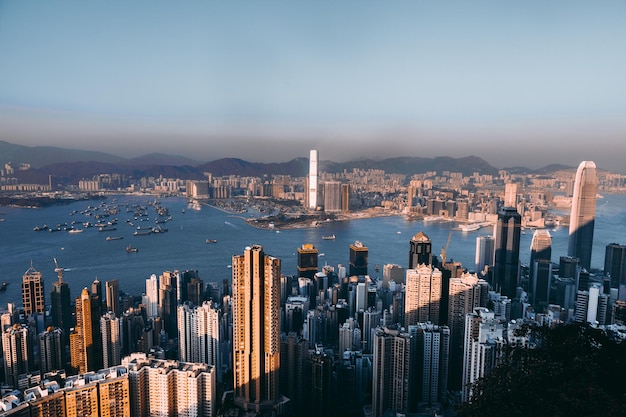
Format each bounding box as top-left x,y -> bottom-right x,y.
279,333 -> 307,415
105,279 -> 120,317
409,231 -> 433,269
462,308 -> 506,403
504,183 -> 518,207
405,264 -> 442,326
323,181 -> 342,212
232,245 -> 281,412
90,280 -> 104,372
475,235 -> 495,275
531,259 -> 552,309
50,266 -> 72,345
308,347 -> 334,417
91,277 -> 102,307
447,273 -> 486,391
605,243 -> 626,288
349,241 -> 368,277
412,322 -> 450,408
70,287 -> 95,374
568,161 -> 598,270
284,296 -> 308,334
383,264 -> 405,289
372,326 -> 415,417
144,274 -> 159,318
38,327 -> 65,374
2,324 -> 32,388
362,308 -> 381,354
530,229 -> 552,274
178,301 -> 222,382
341,183 -> 351,213
308,149 -> 319,209
22,263 -> 45,316
297,243 -> 318,280
493,207 -> 521,299
101,311 -> 121,368
159,271 -> 178,338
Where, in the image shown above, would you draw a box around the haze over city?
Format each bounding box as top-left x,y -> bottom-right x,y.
1,1 -> 625,171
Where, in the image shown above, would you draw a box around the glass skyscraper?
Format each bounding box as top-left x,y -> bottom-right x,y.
568,160 -> 597,271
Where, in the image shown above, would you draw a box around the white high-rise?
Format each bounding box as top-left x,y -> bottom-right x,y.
568,161 -> 597,270
101,311 -> 121,368
308,150 -> 318,210
178,301 -> 221,382
144,274 -> 159,318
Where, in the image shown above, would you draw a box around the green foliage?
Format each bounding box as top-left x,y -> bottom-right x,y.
457,322 -> 626,417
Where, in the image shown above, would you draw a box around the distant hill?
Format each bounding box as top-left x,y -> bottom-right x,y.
3,139 -> 582,185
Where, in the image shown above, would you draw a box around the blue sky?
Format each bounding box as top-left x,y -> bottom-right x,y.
1,1 -> 625,171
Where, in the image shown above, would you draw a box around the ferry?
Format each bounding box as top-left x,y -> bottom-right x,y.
126,245 -> 139,253
458,223 -> 481,232
322,234 -> 336,240
68,229 -> 84,234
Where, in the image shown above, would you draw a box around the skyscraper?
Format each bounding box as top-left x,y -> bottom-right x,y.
475,235 -> 495,275
105,279 -> 120,317
144,274 -> 159,318
529,229 -> 552,292
232,245 -> 282,412
409,231 -> 433,269
70,287 -> 95,374
405,264 -> 442,326
297,243 -> 318,280
493,207 -> 521,299
2,324 -> 32,388
50,264 -> 72,345
568,160 -> 598,271
605,243 -> 626,288
38,326 -> 65,374
101,311 -> 121,368
177,300 -> 221,382
308,149 -> 319,210
412,322 -> 450,408
22,263 -> 45,316
349,241 -> 368,277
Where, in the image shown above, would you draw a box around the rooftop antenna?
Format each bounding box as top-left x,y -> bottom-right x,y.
53,258 -> 63,283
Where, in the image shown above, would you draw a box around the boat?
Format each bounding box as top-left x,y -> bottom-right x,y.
33,225 -> 48,231
206,239 -> 218,244
106,236 -> 123,241
99,226 -> 117,232
68,229 -> 83,234
0,281 -> 7,291
133,230 -> 152,236
459,223 -> 481,232
423,215 -> 443,222
126,245 -> 138,253
322,234 -> 336,240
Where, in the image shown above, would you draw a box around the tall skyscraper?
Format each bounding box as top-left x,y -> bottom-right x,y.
409,231 -> 433,268
297,243 -> 318,280
144,274 -> 159,318
412,322 -> 450,408
22,263 -> 45,316
38,326 -> 65,374
323,181 -> 342,212
475,235 -> 495,275
50,263 -> 72,345
493,207 -> 521,299
504,183 -> 518,207
568,160 -> 598,271
530,230 -> 552,266
308,149 -> 319,210
2,324 -> 32,388
349,241 -> 368,277
605,243 -> 626,288
105,279 -> 120,317
101,311 -> 121,368
70,287 -> 95,374
178,300 -> 221,382
232,245 -> 282,412
405,264 -> 442,326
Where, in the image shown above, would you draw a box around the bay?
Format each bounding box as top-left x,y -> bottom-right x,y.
1,194 -> 625,304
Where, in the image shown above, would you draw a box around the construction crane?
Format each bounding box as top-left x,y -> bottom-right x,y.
440,230 -> 453,265
53,258 -> 64,283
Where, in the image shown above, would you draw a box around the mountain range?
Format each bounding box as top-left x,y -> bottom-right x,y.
0,140 -> 574,185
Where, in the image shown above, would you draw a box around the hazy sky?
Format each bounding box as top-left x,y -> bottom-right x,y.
1,1 -> 625,171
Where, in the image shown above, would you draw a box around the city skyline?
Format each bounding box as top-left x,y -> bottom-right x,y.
1,2 -> 625,172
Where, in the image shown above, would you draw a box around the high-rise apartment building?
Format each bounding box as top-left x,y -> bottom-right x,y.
22,263 -> 45,316
101,311 -> 121,368
605,243 -> 626,288
475,235 -> 495,276
412,322 -> 450,408
493,207 -> 521,299
349,241 -> 368,277
38,326 -> 65,374
178,301 -> 221,382
144,274 -> 159,318
70,287 -> 95,374
341,183 -> 351,213
297,243 -> 318,280
308,150 -> 319,210
323,181 -> 342,213
568,161 -> 598,271
504,183 -> 518,207
232,245 -> 282,412
405,264 -> 442,326
409,231 -> 433,268
2,324 -> 32,388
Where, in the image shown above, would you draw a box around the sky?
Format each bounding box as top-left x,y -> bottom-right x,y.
1,1 -> 625,171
